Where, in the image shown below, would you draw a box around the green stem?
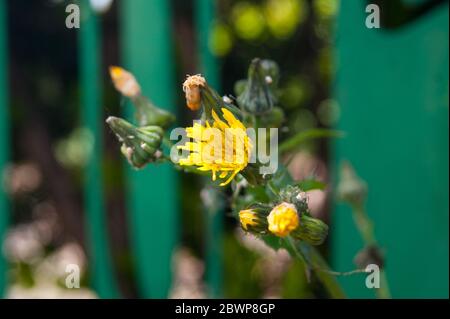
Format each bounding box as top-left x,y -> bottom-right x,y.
308,246 -> 347,299
286,237 -> 347,299
286,237 -> 311,282
378,270 -> 391,299
352,204 -> 376,245
266,180 -> 279,198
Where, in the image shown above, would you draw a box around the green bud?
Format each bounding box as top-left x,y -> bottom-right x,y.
279,185 -> 309,213
238,205 -> 271,234
106,116 -> 164,169
292,215 -> 329,246
131,95 -> 175,129
336,161 -> 368,206
237,58 -> 279,114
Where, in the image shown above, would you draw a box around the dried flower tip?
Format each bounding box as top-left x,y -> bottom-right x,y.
267,202 -> 299,237
109,66 -> 141,98
182,74 -> 206,111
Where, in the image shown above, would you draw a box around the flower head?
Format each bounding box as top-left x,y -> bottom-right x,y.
239,210 -> 258,230
109,66 -> 141,98
239,208 -> 269,233
178,108 -> 252,186
267,202 -> 299,237
183,74 -> 206,111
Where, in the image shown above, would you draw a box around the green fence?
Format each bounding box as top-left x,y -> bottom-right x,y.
332,1 -> 449,298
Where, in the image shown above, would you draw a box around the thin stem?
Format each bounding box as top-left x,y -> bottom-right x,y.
352,204 -> 376,245
266,180 -> 279,198
286,237 -> 347,299
308,246 -> 347,299
377,270 -> 391,299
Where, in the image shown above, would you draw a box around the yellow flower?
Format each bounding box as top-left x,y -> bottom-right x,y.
109,66 -> 141,98
178,108 -> 252,186
267,202 -> 299,237
182,74 -> 206,111
239,209 -> 258,230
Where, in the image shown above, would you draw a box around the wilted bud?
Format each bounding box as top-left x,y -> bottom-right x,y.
239,207 -> 270,234
354,245 -> 384,269
336,161 -> 368,206
267,202 -> 299,237
109,66 -> 175,128
109,66 -> 141,98
237,58 -> 279,114
183,74 -> 242,123
106,116 -> 164,169
182,74 -> 206,111
291,215 -> 329,246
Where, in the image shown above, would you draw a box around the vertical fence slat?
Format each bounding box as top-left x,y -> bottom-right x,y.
79,0 -> 119,298
332,2 -> 449,298
195,0 -> 223,298
0,0 -> 9,298
120,0 -> 178,298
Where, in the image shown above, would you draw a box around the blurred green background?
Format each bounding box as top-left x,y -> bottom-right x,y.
0,0 -> 448,298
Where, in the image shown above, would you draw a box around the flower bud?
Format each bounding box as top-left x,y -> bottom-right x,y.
183,74 -> 242,123
336,162 -> 368,206
109,66 -> 175,128
239,207 -> 269,234
183,74 -> 206,111
354,245 -> 384,269
237,58 -> 279,114
291,215 -> 329,246
267,202 -> 299,237
109,66 -> 141,98
106,116 -> 164,169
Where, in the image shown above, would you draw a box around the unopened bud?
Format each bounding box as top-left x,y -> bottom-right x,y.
106,116 -> 164,169
336,161 -> 368,206
239,207 -> 270,234
237,58 -> 279,114
291,215 -> 329,246
109,66 -> 141,98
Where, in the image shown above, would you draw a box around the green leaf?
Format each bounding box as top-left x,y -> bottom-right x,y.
279,128 -> 345,154
297,179 -> 326,191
